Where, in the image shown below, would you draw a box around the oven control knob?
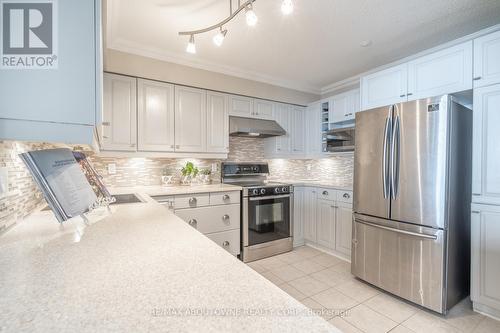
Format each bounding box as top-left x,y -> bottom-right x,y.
282,187 -> 287,193
252,189 -> 259,196
275,187 -> 280,193
260,188 -> 266,195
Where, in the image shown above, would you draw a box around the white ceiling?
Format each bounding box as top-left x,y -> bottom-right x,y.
106,0 -> 500,94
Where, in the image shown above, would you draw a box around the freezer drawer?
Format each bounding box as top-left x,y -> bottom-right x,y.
352,214 -> 446,313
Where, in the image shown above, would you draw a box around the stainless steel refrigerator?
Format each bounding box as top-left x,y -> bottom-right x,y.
352,94 -> 472,314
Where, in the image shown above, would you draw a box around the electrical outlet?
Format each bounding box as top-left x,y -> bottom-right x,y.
108,163 -> 116,175
211,163 -> 218,173
0,167 -> 8,198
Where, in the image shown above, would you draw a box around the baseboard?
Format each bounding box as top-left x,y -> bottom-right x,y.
473,302 -> 500,321
303,241 -> 351,263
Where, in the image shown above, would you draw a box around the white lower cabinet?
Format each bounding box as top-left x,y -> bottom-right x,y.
471,204 -> 500,319
303,187 -> 318,243
293,187 -> 305,247
295,186 -> 353,260
316,199 -> 336,249
160,190 -> 241,256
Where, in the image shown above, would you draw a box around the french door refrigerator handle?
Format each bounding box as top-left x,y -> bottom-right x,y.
390,109 -> 401,200
382,106 -> 393,199
355,219 -> 438,240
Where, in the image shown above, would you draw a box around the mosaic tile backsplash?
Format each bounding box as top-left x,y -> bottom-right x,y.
0,137 -> 353,229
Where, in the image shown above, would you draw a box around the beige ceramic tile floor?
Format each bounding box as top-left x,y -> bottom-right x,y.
246,246 -> 500,333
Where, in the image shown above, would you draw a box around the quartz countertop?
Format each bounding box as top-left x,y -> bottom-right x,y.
276,180 -> 353,191
0,191 -> 338,332
108,183 -> 243,197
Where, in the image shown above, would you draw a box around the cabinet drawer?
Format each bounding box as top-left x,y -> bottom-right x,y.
210,191 -> 240,205
337,190 -> 353,204
206,229 -> 240,256
175,204 -> 240,234
174,193 -> 210,209
317,188 -> 336,201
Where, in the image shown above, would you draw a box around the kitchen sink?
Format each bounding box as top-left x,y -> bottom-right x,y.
109,193 -> 144,205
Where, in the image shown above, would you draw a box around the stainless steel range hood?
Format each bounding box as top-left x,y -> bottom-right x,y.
229,116 -> 286,138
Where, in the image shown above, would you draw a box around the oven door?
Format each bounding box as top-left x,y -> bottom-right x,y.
244,194 -> 291,247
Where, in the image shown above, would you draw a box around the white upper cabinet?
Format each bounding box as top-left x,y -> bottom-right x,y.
361,64 -> 408,110
290,106 -> 306,154
306,102 -> 322,156
274,103 -> 291,154
472,83 -> 500,205
174,86 -> 207,152
329,89 -> 360,123
0,0 -> 100,144
229,95 -> 254,117
137,79 -> 175,152
407,41 -> 472,100
206,91 -> 229,153
253,99 -> 274,120
474,30 -> 500,88
102,73 -> 137,151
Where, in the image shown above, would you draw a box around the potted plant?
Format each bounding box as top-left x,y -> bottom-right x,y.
199,168 -> 212,184
161,167 -> 173,186
180,161 -> 199,185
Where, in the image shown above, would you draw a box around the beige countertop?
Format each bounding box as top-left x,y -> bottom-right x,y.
108,183 -> 243,197
0,191 -> 338,332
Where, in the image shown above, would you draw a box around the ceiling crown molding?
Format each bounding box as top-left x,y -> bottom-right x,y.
107,37 -> 322,95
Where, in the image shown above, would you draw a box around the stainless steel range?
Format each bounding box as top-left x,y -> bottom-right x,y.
222,162 -> 293,262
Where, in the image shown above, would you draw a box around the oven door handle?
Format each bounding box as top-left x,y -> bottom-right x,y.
248,194 -> 291,201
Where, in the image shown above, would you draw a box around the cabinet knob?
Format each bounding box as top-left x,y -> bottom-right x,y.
102,122 -> 110,126
222,214 -> 230,223
343,193 -> 351,199
322,190 -> 329,195
188,219 -> 197,227
103,136 -> 109,139
473,76 -> 482,81
222,194 -> 230,201
222,241 -> 230,247
189,197 -> 197,205
175,145 -> 180,149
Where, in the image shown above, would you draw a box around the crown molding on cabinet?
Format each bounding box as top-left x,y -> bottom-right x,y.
320,23 -> 500,96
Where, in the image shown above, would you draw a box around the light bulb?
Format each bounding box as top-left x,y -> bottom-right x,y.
186,35 -> 196,54
281,0 -> 293,15
213,28 -> 227,47
245,5 -> 258,26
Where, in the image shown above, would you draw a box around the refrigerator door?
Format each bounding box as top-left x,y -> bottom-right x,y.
354,105 -> 393,219
352,213 -> 446,313
390,96 -> 450,229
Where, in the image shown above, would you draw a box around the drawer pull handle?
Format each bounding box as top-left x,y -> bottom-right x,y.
400,94 -> 406,98
343,193 -> 351,199
222,194 -> 230,201
189,197 -> 197,205
102,122 -> 110,126
188,219 -> 197,227
222,214 -> 230,223
222,241 -> 230,247
322,190 -> 329,195
473,76 -> 482,81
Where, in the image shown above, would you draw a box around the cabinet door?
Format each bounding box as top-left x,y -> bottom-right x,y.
102,73 -> 137,151
474,30 -> 500,88
0,0 -> 97,126
229,95 -> 253,117
329,93 -> 349,123
254,99 -> 274,120
306,102 -> 322,156
361,64 -> 408,111
471,205 -> 500,311
274,103 -> 291,154
335,202 -> 353,257
291,106 -> 306,154
206,92 -> 229,153
303,187 -> 317,242
472,84 -> 500,205
175,86 -> 207,152
293,187 -> 305,247
137,79 -> 175,152
316,199 -> 336,249
408,41 -> 472,101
